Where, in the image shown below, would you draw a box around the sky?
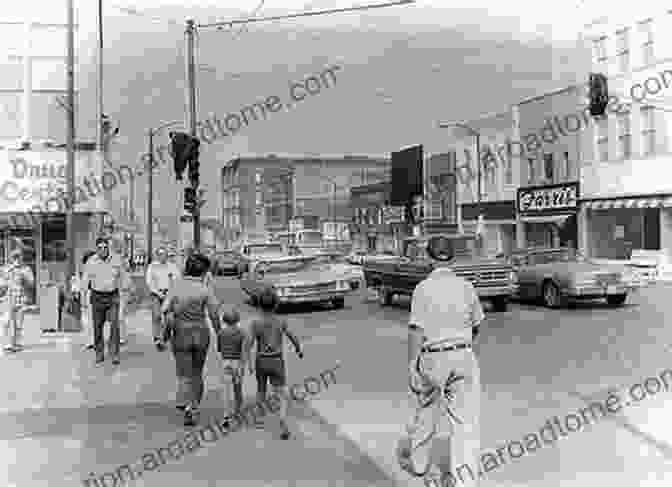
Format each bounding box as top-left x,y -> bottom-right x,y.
1,0 -> 633,223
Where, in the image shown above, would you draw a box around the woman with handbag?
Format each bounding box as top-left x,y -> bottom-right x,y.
161,253 -> 223,426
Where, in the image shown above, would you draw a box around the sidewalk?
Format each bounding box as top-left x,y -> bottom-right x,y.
0,309 -> 397,487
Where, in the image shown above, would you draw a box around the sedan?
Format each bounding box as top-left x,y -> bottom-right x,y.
240,255 -> 352,310
509,247 -> 640,308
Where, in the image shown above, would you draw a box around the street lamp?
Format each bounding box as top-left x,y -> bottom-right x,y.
147,120 -> 185,263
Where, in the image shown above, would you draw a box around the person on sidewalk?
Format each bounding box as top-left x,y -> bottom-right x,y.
146,246 -> 181,351
244,288 -> 304,440
161,253 -> 222,427
397,236 -> 483,487
217,307 -> 246,427
83,237 -> 125,366
0,249 -> 34,353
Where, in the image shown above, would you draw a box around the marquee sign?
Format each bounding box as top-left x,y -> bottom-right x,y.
517,182 -> 579,216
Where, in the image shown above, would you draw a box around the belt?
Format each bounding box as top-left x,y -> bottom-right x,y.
257,352 -> 282,358
421,343 -> 471,354
91,289 -> 119,295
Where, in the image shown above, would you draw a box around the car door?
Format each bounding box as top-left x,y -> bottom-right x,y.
513,253 -> 536,299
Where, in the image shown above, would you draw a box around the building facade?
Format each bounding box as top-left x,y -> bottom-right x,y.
579,6 -> 672,259
219,154 -> 390,248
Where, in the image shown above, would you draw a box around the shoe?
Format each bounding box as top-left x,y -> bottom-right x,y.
154,339 -> 165,351
221,415 -> 231,429
13,344 -> 23,352
120,339 -> 127,346
112,357 -> 120,365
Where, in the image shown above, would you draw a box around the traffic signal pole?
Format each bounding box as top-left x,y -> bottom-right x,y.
185,18 -> 200,250
147,129 -> 154,264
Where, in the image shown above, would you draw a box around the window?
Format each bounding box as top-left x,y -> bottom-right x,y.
597,117 -> 609,161
543,153 -> 554,182
563,152 -> 571,180
527,158 -> 535,184
593,36 -> 608,66
638,19 -> 654,66
641,105 -> 656,155
42,216 -> 66,262
617,111 -> 631,159
616,29 -> 630,73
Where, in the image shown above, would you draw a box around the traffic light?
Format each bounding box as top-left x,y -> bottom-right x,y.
169,132 -> 200,181
589,73 -> 608,117
184,187 -> 196,212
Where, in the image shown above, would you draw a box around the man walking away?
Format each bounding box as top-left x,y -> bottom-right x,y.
397,236 -> 483,487
146,246 -> 181,350
83,237 -> 125,366
245,287 -> 303,440
217,307 -> 246,427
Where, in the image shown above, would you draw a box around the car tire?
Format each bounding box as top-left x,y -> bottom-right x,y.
607,293 -> 627,306
491,296 -> 508,312
542,281 -> 566,309
379,287 -> 393,306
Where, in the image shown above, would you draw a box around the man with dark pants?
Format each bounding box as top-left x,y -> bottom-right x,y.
83,237 -> 125,366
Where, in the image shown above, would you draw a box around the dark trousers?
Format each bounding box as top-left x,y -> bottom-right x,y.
171,323 -> 210,409
90,290 -> 120,360
150,294 -> 165,340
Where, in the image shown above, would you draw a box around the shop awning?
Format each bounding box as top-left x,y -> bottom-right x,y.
583,196 -> 672,210
519,214 -> 571,224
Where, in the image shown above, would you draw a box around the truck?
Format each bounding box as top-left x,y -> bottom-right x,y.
362,233 -> 517,312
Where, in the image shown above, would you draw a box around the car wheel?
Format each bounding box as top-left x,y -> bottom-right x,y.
379,287 -> 393,306
491,296 -> 508,312
332,297 -> 345,309
607,293 -> 627,306
542,281 -> 565,309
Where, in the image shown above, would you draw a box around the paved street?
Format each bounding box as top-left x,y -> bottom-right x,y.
2,278 -> 672,486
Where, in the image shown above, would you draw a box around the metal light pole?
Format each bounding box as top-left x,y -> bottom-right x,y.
185,18 -> 199,250
66,0 -> 76,283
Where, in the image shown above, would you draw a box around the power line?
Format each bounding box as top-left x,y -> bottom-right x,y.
198,0 -> 415,29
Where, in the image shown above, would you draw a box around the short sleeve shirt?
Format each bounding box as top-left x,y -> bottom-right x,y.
409,267 -> 484,346
250,315 -> 287,356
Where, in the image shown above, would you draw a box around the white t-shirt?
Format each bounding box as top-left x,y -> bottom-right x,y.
409,267 -> 484,347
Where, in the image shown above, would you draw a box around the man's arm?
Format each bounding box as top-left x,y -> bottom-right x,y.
408,286 -> 426,365
282,321 -> 303,358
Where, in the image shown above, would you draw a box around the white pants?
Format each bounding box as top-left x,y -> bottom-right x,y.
410,348 -> 481,487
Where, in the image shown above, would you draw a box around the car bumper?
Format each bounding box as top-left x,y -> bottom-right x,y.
278,290 -> 350,304
564,284 -> 636,298
475,285 -> 517,298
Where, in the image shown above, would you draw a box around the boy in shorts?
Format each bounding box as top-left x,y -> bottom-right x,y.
217,307 -> 246,427
245,287 -> 303,440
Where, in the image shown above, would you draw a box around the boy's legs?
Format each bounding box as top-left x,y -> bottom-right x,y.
13,307 -> 24,349
259,355 -> 290,438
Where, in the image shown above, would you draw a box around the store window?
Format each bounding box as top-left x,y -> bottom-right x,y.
42,216 -> 67,262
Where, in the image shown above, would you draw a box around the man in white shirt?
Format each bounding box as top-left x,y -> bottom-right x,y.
397,236 -> 483,487
146,246 -> 181,350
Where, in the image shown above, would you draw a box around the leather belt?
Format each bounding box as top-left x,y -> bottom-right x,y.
91,289 -> 119,295
422,343 -> 471,354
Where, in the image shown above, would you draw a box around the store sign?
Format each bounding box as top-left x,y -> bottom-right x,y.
517,182 -> 579,215
0,149 -> 107,213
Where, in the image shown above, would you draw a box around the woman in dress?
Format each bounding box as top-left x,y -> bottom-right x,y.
161,253 -> 223,426
1,249 -> 35,353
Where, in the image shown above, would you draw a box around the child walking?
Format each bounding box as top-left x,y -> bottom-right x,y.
245,287 -> 303,440
217,307 -> 246,427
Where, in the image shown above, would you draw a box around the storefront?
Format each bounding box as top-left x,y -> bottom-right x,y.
350,182 -> 399,253
0,148 -> 107,307
581,195 -> 670,259
461,201 -> 517,256
516,182 -> 579,250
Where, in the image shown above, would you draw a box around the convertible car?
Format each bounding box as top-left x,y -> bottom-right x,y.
240,255 -> 353,309
509,247 -> 640,308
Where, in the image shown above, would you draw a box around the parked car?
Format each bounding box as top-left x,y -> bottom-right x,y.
363,234 -> 516,312
313,250 -> 364,290
212,250 -> 243,276
240,255 -> 353,310
508,247 -> 640,308
237,242 -> 288,275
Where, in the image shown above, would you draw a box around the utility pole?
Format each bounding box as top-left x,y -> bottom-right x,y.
185,18 -> 199,250
147,129 -> 154,264
66,0 -> 76,286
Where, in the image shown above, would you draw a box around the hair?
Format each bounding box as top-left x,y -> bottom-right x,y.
96,236 -> 109,246
221,307 -> 240,325
258,287 -> 277,312
82,250 -> 96,265
184,253 -> 211,278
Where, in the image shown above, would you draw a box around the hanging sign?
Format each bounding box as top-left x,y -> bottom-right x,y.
517,182 -> 579,216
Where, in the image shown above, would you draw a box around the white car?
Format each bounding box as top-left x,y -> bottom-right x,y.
314,251 -> 364,290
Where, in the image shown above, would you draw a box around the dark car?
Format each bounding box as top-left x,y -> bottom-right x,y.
212,250 -> 243,276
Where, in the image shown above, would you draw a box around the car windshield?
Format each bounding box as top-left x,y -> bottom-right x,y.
297,231 -> 323,245
248,244 -> 283,256
257,258 -> 314,274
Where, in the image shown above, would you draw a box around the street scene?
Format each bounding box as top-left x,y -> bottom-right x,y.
3,1 -> 672,486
